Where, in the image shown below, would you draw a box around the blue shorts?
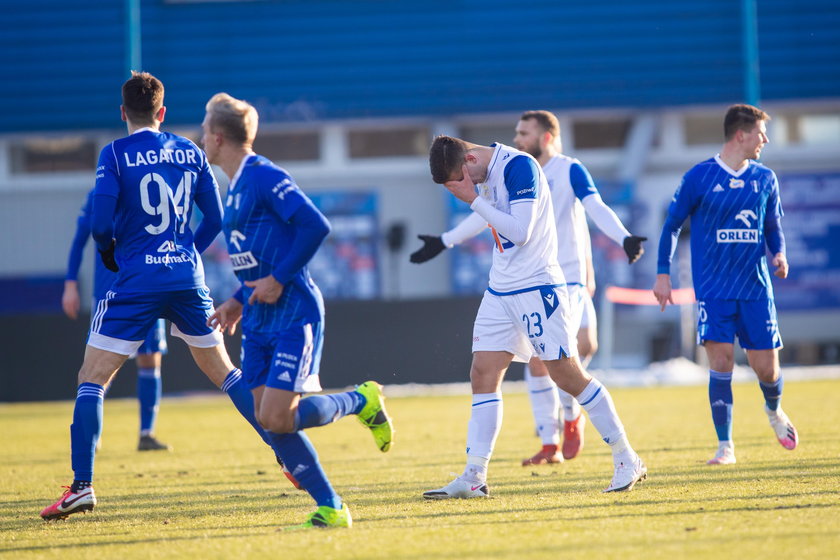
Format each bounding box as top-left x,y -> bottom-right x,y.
91,298 -> 167,355
88,287 -> 223,355
696,298 -> 782,350
241,322 -> 324,394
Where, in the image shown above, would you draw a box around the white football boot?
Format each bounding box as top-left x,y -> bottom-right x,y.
707,445 -> 737,465
423,477 -> 489,500
603,455 -> 647,493
766,406 -> 798,450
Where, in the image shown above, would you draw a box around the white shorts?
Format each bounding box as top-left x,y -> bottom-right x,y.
473,286 -> 578,362
578,288 -> 597,331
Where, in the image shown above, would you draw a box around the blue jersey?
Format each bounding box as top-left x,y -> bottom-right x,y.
657,156 -> 785,300
67,189 -> 117,300
223,155 -> 329,333
94,129 -> 219,293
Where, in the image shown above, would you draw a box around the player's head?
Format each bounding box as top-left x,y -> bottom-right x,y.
514,110 -> 561,158
121,71 -> 165,126
724,104 -> 770,159
202,93 -> 259,161
429,135 -> 485,184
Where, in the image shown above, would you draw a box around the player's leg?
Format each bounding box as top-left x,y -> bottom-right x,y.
740,299 -> 797,450
546,356 -> 646,492
135,319 -> 169,450
424,350 -> 511,499
522,358 -> 562,466
700,300 -> 738,464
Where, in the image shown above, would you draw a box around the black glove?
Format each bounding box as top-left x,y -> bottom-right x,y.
99,239 -> 119,272
409,234 -> 446,264
622,235 -> 647,264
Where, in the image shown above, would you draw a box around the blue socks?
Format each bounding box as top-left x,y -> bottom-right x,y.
708,370 -> 733,442
760,374 -> 783,411
137,367 -> 161,436
267,430 -> 341,509
222,369 -> 270,446
70,383 -> 105,482
294,391 -> 365,431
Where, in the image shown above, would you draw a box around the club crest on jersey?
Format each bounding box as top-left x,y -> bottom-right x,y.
230,251 -> 257,271
539,286 -> 560,319
729,178 -> 745,189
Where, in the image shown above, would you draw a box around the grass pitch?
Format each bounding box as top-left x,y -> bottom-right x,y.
2,379 -> 839,559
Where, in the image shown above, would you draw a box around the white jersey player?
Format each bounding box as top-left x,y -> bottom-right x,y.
415,135 -> 646,498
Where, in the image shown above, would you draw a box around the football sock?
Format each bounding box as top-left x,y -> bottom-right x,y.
137,366 -> 161,436
524,367 -> 560,445
70,383 -> 105,482
577,379 -> 632,458
267,430 -> 341,509
709,370 -> 734,442
759,374 -> 783,412
465,392 -> 503,470
221,369 -> 270,446
294,391 -> 365,430
557,388 -> 582,422
70,480 -> 92,493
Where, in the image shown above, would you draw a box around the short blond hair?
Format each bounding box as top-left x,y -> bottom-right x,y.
205,93 -> 258,145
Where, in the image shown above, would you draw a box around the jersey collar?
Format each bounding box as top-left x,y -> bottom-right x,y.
131,127 -> 159,135
714,154 -> 751,177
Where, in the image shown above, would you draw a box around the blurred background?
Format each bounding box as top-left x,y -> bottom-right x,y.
1,0 -> 838,401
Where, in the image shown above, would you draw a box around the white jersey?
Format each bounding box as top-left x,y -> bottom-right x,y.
543,155 -> 589,286
477,144 -> 565,293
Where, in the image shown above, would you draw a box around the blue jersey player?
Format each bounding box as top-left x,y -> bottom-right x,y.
41,72 -> 282,521
202,93 -> 394,530
653,104 -> 798,466
63,188 -> 170,451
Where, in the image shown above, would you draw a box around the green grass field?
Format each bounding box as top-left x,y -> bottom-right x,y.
2,379 -> 839,559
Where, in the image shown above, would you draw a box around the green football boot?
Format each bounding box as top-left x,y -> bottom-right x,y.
285,504 -> 352,530
355,381 -> 394,452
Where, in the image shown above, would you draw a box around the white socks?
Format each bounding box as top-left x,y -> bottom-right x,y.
557,388 -> 582,422
524,367 -> 560,445
464,392 -> 503,481
577,379 -> 634,462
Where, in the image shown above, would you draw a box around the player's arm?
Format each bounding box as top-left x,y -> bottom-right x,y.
90,146 -> 120,271
582,224 -> 596,297
63,192 -> 94,319
764,173 -> 788,279
573,163 -> 646,264
653,174 -> 697,310
410,212 -> 487,264
193,188 -> 223,254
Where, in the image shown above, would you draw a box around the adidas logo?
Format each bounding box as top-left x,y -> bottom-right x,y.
713,184 -> 724,192
711,399 -> 726,407
292,464 -> 308,476
277,371 -> 292,382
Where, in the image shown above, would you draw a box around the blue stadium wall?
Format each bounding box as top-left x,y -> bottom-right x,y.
2,0 -> 839,133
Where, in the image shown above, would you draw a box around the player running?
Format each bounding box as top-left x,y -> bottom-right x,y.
63,188 -> 170,451
40,72 -> 292,521
203,93 -> 393,529
653,104 -> 798,465
419,136 -> 645,498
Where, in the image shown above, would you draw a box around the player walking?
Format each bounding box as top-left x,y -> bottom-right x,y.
653,104 -> 798,465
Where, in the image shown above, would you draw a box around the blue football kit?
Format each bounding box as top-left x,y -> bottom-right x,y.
66,189 -> 166,355
222,155 -> 330,392
657,155 -> 785,349
88,128 -> 224,355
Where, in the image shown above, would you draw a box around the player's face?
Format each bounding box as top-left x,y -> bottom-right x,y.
743,120 -> 769,159
201,115 -> 218,163
513,119 -> 543,158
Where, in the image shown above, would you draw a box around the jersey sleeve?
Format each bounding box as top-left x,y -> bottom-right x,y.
569,162 -> 599,200
66,191 -> 94,281
764,171 -> 786,255
257,171 -> 307,221
94,144 -> 120,199
503,155 -> 540,203
194,148 -> 219,195
656,172 -> 699,274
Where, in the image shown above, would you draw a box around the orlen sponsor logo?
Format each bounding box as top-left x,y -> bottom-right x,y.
716,229 -> 758,243
229,251 -> 258,271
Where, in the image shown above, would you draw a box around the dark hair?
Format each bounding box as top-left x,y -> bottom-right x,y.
724,104 -> 770,140
520,110 -> 560,137
122,71 -> 164,125
429,135 -> 470,184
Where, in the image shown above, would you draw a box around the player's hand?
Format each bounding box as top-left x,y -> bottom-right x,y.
98,239 -> 119,272
207,298 -> 243,335
62,280 -> 81,320
622,235 -> 647,264
244,275 -> 284,305
444,164 -> 479,204
773,252 -> 789,279
410,235 -> 446,264
652,274 -> 674,312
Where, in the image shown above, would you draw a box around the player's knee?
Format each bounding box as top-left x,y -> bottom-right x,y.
257,408 -> 295,434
